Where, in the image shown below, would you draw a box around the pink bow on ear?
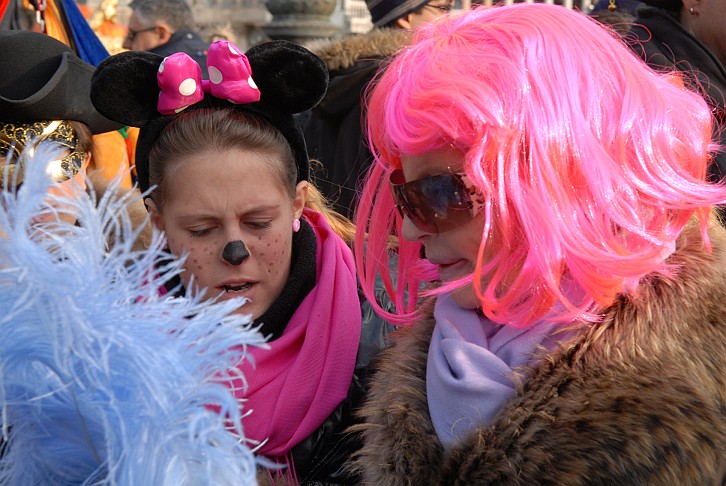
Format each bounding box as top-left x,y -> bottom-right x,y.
157,40 -> 261,115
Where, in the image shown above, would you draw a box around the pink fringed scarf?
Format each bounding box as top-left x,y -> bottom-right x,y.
228,209 -> 362,458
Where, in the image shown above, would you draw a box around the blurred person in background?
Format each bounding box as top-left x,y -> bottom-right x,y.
0,30 -> 150,246
589,0 -> 642,35
1,0 -> 138,190
123,0 -> 208,74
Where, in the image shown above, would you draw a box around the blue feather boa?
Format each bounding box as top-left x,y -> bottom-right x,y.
0,145 -> 267,485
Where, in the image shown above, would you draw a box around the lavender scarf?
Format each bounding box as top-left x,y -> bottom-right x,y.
427,293 -> 573,448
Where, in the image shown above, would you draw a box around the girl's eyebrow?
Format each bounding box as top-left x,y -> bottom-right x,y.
174,204 -> 281,224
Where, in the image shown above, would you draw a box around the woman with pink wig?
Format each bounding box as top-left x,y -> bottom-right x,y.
353,3 -> 726,483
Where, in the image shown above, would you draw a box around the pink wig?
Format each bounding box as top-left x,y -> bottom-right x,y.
354,3 -> 726,327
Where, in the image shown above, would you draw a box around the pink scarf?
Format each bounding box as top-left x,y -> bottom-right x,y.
228,209 -> 362,458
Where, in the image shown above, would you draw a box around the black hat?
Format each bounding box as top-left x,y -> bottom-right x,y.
90,40 -> 329,193
366,0 -> 430,27
0,30 -> 122,134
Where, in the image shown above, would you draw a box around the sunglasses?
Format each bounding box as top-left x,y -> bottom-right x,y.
126,26 -> 157,41
389,169 -> 481,234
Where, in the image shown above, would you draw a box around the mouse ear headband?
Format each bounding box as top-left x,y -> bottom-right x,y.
90,40 -> 329,193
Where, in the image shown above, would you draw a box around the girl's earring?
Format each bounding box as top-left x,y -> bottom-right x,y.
292,219 -> 301,232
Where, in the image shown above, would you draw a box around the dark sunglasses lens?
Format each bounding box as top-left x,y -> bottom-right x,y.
393,186 -> 438,232
390,170 -> 473,233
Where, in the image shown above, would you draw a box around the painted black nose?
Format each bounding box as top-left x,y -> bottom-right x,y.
222,240 -> 250,265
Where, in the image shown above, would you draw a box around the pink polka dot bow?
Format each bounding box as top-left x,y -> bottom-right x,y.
157,40 -> 261,115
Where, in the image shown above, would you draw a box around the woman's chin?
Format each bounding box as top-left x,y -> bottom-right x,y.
449,285 -> 481,310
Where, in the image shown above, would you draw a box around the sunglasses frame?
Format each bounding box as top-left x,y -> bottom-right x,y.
389,168 -> 481,234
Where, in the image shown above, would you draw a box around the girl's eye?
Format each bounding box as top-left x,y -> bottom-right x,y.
189,227 -> 212,237
246,221 -> 272,229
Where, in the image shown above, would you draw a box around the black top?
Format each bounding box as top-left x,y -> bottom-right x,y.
628,5 -> 726,182
149,29 -> 209,78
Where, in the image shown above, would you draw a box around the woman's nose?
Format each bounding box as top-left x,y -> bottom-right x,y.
401,214 -> 431,242
222,240 -> 250,265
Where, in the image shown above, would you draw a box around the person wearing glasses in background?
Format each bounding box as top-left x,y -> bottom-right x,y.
367,0 -> 454,30
123,0 -> 208,76
352,4 -> 726,483
298,0 -> 454,218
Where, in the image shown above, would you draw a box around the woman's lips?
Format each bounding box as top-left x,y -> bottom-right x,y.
436,259 -> 469,281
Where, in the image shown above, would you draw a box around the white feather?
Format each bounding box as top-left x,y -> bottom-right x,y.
0,143 -> 268,485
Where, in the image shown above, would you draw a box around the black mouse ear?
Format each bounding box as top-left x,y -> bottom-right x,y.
91,51 -> 165,127
245,40 -> 329,115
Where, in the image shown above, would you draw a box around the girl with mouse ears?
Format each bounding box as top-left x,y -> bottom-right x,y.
91,39 -> 392,484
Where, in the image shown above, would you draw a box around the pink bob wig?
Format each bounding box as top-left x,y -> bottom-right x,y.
354,3 -> 726,328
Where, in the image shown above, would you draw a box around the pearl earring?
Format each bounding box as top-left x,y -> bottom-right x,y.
292,219 -> 301,232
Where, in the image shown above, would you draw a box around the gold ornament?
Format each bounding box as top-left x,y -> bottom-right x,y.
0,120 -> 85,188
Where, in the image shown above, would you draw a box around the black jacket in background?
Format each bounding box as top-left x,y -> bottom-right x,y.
627,5 -> 726,182
298,29 -> 409,218
149,29 -> 209,78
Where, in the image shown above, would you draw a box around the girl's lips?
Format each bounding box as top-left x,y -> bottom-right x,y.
220,280 -> 253,288
216,281 -> 255,298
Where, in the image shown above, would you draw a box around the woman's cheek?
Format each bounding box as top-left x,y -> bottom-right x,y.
260,230 -> 289,276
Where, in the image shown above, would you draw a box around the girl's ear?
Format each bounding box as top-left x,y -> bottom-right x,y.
81,152 -> 92,172
144,197 -> 164,231
293,180 -> 308,219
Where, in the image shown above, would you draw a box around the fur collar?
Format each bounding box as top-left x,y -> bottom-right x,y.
304,29 -> 410,73
354,218 -> 726,485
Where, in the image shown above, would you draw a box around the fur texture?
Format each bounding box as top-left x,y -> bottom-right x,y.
304,29 -> 409,73
354,219 -> 726,485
